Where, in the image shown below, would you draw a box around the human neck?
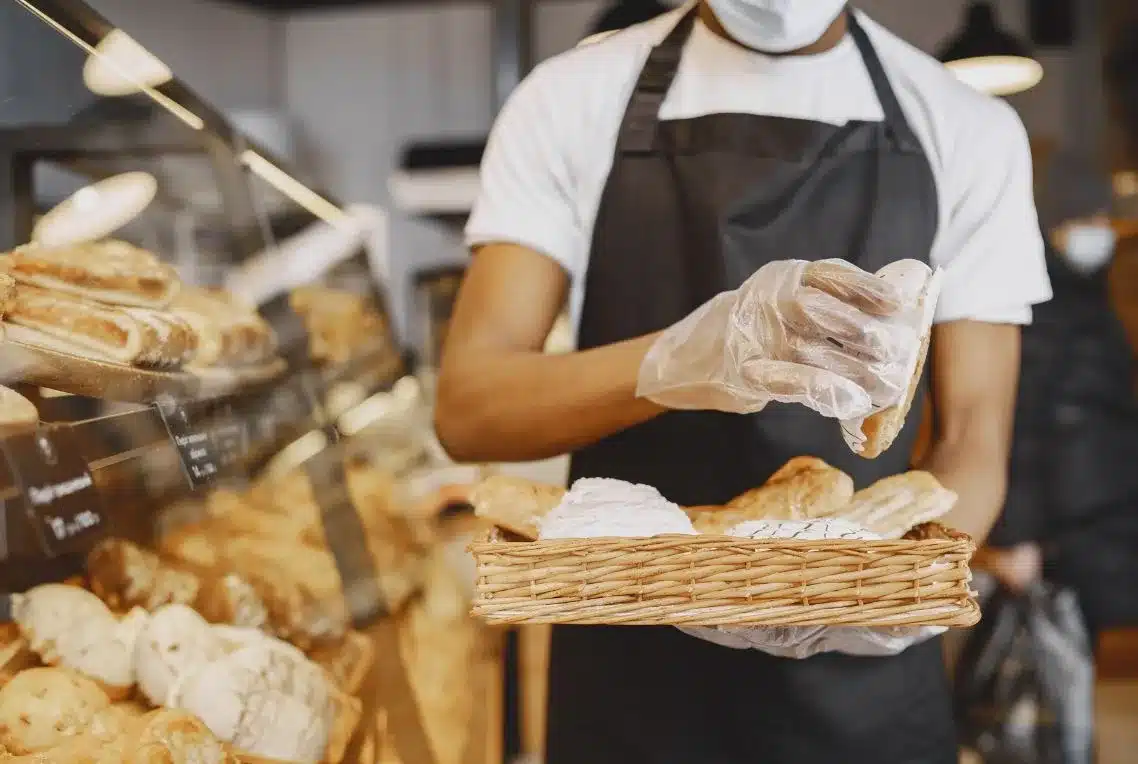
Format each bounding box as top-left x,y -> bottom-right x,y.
698,2 -> 849,56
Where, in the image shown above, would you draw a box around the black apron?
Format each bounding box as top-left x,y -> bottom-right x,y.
547,9 -> 955,764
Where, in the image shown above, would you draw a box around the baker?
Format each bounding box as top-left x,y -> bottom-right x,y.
436,1 -> 1050,761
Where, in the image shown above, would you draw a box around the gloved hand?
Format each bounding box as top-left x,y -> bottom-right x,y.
636,259 -> 925,420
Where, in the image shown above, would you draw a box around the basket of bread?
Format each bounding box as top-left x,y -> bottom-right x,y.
468,457 -> 979,646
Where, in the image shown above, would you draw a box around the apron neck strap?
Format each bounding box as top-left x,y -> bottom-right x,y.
846,11 -> 917,149
618,8 -> 698,154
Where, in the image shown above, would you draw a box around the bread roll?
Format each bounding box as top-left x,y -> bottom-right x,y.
133,605 -> 225,707
0,667 -> 110,753
168,641 -> 333,763
12,584 -> 140,699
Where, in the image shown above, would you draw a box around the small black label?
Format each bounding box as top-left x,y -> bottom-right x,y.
0,428 -> 105,557
155,394 -> 221,489
305,448 -> 384,626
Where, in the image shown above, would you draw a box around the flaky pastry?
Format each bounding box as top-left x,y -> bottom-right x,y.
6,240 -> 180,308
469,475 -> 566,540
839,471 -> 957,539
689,456 -> 854,533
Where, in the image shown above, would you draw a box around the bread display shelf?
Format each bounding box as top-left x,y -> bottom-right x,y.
0,338 -> 199,403
470,527 -> 980,628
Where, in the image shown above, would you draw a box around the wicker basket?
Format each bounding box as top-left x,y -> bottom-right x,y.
470,527 -> 980,628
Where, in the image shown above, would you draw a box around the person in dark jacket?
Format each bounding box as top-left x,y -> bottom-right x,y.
985,154 -> 1138,640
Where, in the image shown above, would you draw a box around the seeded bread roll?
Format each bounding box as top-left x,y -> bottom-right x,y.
0,667 -> 110,754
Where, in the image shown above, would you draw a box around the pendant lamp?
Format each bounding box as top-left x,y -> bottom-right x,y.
937,1 -> 1043,96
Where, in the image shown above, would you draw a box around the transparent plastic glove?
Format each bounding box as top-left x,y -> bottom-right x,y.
637,259 -> 922,420
678,624 -> 946,658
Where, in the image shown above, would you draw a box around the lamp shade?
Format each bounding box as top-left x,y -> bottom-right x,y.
937,1 -> 1042,96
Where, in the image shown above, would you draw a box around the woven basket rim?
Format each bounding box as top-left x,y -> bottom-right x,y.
470,525 -> 976,552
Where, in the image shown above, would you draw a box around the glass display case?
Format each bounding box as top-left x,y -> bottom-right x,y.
0,0 -> 406,593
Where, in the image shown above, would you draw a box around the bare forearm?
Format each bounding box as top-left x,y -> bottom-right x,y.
920,437 -> 1008,541
435,333 -> 665,463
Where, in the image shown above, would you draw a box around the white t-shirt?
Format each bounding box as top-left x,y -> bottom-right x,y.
466,6 -> 1052,335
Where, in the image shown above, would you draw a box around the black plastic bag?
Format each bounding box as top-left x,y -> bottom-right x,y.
954,581 -> 1094,764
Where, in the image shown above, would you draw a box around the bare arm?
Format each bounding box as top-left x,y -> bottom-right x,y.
435,243 -> 666,463
918,320 -> 1021,540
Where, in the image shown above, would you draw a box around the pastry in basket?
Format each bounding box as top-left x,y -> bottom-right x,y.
469,475 -> 566,540
838,471 -> 957,538
171,286 -> 277,368
687,456 -> 854,533
0,385 -> 39,435
4,240 -> 180,308
3,286 -> 189,368
902,521 -> 966,542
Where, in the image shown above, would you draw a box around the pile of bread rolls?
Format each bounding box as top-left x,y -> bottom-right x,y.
471,456 -> 960,542
85,456 -> 429,651
0,583 -> 361,762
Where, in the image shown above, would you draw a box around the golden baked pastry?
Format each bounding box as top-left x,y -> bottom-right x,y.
6,240 -> 180,308
469,475 -> 567,540
690,456 -> 855,533
4,286 -> 187,368
839,471 -> 957,539
86,538 -> 269,631
0,667 -> 110,753
0,272 -> 16,316
171,287 -> 277,368
902,521 -> 969,543
307,631 -> 374,697
289,285 -> 388,366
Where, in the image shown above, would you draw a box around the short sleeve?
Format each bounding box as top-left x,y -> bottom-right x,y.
465,62 -> 586,281
930,99 -> 1052,325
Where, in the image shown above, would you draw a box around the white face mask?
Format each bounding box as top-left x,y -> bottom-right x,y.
704,0 -> 847,53
1064,224 -> 1116,274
